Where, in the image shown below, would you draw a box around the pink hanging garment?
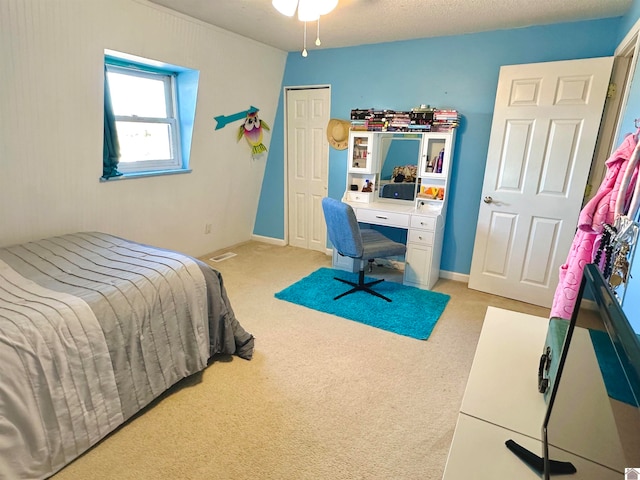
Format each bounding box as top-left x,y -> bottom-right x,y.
614,137 -> 640,219
550,133 -> 640,319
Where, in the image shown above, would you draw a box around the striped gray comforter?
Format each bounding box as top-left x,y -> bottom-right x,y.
0,232 -> 254,479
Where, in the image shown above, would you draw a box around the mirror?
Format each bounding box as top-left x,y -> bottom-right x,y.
377,134 -> 422,202
616,220 -> 639,335
613,46 -> 640,334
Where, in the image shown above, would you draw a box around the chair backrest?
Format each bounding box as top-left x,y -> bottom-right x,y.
321,197 -> 363,259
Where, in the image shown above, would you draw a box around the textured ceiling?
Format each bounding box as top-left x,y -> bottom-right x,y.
147,0 -> 632,53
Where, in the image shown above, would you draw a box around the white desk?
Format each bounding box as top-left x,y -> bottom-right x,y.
334,199 -> 444,290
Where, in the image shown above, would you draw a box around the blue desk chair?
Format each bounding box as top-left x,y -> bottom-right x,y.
321,197 -> 406,302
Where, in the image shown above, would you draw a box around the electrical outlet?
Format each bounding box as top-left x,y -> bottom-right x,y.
204,223 -> 212,234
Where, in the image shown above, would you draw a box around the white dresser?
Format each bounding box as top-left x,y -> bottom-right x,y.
442,307 -> 621,479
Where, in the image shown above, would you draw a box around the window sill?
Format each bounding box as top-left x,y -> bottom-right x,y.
99,168 -> 192,182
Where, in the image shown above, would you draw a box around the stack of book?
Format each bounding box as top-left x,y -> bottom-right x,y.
349,107 -> 459,132
432,109 -> 460,131
408,105 -> 435,131
387,111 -> 411,131
350,108 -> 372,131
350,109 -> 372,120
350,119 -> 368,131
366,110 -> 391,131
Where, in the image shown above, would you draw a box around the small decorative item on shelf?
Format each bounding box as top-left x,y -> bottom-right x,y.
418,185 -> 444,200
435,148 -> 444,173
425,156 -> 434,173
362,179 -> 373,192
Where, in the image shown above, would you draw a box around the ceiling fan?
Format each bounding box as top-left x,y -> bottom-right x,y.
272,0 -> 339,56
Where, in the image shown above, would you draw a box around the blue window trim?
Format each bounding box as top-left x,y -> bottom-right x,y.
103,50 -> 199,179
99,168 -> 193,182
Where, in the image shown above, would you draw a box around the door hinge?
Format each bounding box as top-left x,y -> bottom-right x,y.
584,183 -> 593,199
607,82 -> 617,99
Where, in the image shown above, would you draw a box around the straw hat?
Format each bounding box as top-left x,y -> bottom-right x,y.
327,119 -> 351,150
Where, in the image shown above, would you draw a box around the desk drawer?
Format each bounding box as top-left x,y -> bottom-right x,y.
410,215 -> 436,231
357,209 -> 410,228
346,191 -> 374,203
408,229 -> 435,246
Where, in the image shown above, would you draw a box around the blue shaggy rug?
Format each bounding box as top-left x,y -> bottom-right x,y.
275,267 -> 450,340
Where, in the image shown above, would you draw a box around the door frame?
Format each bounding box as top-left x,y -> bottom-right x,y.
282,84 -> 331,247
612,16 -> 640,132
587,30 -> 640,202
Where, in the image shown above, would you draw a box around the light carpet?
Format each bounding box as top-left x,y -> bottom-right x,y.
52,242 -> 550,480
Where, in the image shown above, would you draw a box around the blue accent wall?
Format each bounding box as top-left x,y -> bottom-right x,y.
255,18 -> 623,275
619,0 -> 640,45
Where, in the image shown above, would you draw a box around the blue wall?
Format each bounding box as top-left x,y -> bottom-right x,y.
619,0 -> 640,45
255,18 -> 623,275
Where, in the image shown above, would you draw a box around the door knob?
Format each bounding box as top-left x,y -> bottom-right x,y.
483,196 -> 493,204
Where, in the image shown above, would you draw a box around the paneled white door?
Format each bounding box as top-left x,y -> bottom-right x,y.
469,57 -> 614,307
286,87 -> 330,252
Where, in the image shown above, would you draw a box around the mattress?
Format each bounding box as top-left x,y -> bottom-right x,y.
0,232 -> 254,479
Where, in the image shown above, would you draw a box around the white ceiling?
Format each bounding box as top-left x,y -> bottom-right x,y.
147,0 -> 632,53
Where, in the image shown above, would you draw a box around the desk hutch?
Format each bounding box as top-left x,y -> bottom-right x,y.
333,129 -> 455,290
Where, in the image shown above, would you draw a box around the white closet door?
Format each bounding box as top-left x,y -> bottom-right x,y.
286,87 -> 330,252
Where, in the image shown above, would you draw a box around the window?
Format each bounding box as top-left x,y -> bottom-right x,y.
107,65 -> 180,172
103,50 -> 199,179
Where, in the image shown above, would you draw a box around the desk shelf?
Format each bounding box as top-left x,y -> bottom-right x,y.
417,131 -> 455,214
348,132 -> 375,173
336,130 -> 457,291
346,172 -> 378,204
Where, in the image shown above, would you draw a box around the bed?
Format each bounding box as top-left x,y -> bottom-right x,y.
0,232 -> 254,479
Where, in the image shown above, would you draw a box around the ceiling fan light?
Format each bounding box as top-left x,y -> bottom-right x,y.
274,0 -> 338,58
297,0 -> 320,22
272,0 -> 297,17
318,0 -> 338,16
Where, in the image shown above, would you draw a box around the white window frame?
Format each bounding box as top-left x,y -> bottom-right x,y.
106,63 -> 182,174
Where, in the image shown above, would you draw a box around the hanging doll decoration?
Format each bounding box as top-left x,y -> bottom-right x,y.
237,110 -> 270,155
213,105 -> 271,156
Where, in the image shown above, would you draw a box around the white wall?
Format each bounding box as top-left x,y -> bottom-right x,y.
0,0 -> 287,256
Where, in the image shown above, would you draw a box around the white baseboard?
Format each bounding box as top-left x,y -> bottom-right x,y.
440,270 -> 469,283
251,234 -> 287,246
251,239 -> 470,283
